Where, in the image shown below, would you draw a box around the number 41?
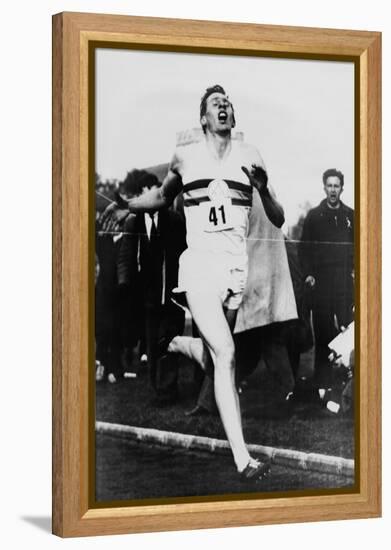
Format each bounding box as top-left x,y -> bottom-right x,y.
209,205 -> 226,226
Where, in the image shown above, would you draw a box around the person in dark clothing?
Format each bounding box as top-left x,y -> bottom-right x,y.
95,183 -> 139,383
117,173 -> 186,406
299,168 -> 354,391
95,233 -> 136,382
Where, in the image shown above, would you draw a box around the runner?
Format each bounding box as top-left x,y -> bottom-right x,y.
102,85 -> 285,482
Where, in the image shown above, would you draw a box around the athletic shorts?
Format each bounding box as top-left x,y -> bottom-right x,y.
175,248 -> 248,310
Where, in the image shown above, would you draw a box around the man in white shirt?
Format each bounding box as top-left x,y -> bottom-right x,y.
103,85 -> 285,482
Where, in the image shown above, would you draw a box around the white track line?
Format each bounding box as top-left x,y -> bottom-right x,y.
96,421 -> 354,478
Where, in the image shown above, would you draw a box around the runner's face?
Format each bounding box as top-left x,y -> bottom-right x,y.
202,93 -> 234,133
324,176 -> 343,206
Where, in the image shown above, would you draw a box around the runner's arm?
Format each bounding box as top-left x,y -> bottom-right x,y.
127,169 -> 182,213
257,177 -> 285,228
241,149 -> 285,228
100,152 -> 183,229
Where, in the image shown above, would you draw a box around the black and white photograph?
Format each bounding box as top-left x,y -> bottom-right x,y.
94,47 -> 356,503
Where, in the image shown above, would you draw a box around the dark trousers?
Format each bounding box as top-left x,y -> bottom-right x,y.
312,268 -> 354,388
95,283 -> 138,377
144,298 -> 185,399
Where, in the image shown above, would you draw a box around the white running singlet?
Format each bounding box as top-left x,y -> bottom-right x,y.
171,138 -> 265,308
176,139 -> 254,257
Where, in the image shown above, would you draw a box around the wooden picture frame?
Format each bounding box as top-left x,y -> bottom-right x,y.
52,12 -> 381,537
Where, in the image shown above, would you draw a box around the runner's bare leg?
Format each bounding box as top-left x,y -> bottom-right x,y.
224,307 -> 244,434
168,336 -> 211,371
168,308 -> 236,372
185,290 -> 250,472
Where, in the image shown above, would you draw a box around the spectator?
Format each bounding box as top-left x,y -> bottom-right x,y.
95,175 -> 139,383
117,171 -> 186,406
299,168 -> 354,394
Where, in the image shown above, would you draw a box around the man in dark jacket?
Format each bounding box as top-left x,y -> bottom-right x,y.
117,173 -> 186,406
95,184 -> 136,383
299,168 -> 354,391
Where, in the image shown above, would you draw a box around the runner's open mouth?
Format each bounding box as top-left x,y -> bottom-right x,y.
218,111 -> 228,122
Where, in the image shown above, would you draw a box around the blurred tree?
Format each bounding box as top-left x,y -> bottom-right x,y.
288,201 -> 312,241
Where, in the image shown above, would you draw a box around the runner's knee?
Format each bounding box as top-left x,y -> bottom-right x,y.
213,343 -> 235,368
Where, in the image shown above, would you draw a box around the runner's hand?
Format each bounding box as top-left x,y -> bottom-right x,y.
100,203 -> 129,232
241,164 -> 268,194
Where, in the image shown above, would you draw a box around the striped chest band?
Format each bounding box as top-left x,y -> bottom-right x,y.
182,179 -> 252,208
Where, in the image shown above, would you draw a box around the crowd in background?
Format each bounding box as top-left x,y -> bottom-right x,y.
95,168 -> 354,416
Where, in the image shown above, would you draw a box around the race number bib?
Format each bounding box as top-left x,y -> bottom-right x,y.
202,179 -> 234,233
202,199 -> 234,232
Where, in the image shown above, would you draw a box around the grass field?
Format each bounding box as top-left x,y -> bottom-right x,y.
95,351 -> 355,502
